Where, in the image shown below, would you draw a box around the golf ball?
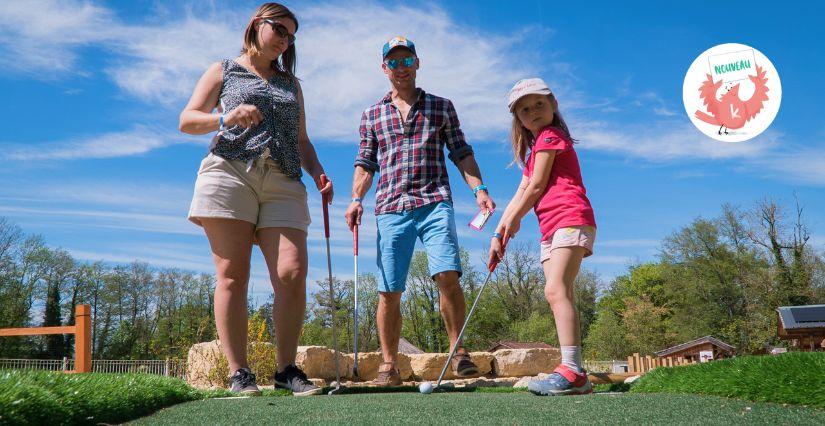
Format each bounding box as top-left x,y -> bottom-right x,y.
419,382 -> 433,394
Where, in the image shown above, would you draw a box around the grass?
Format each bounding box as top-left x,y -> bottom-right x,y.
0,370 -> 204,425
5,353 -> 825,424
131,392 -> 825,425
632,352 -> 825,408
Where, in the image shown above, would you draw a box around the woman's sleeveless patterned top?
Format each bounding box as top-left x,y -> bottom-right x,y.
210,59 -> 302,180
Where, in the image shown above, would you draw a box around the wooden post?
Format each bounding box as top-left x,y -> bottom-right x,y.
645,355 -> 653,372
74,304 -> 92,373
633,353 -> 642,373
627,355 -> 635,373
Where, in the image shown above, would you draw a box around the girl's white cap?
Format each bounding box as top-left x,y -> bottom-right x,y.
507,78 -> 553,112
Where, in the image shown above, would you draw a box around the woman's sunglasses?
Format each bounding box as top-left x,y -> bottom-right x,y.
384,56 -> 416,70
263,19 -> 295,46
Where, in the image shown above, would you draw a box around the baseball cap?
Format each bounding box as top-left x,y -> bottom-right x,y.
382,36 -> 417,59
507,78 -> 553,112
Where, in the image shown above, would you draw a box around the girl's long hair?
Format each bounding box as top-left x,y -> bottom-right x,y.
241,3 -> 298,80
509,94 -> 573,168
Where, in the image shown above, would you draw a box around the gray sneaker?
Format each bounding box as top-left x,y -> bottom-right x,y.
275,364 -> 322,396
527,365 -> 592,396
229,368 -> 261,395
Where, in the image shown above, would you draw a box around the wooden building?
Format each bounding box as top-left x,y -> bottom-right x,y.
488,341 -> 554,352
654,336 -> 734,362
776,304 -> 825,351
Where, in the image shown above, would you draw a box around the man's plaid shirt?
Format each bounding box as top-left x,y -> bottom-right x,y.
355,89 -> 474,214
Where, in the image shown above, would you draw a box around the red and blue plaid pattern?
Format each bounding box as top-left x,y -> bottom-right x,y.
355,89 -> 474,214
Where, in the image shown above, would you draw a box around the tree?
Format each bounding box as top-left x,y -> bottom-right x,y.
583,310 -> 629,359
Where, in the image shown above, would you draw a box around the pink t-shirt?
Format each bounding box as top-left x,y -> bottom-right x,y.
523,126 -> 596,242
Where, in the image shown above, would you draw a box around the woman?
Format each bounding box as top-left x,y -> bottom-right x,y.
179,2 -> 332,396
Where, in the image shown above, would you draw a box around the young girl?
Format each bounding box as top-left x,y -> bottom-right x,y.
179,3 -> 332,396
489,78 -> 596,396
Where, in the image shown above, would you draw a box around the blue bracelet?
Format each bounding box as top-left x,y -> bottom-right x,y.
219,113 -> 226,130
473,184 -> 488,197
352,197 -> 363,204
492,232 -> 503,240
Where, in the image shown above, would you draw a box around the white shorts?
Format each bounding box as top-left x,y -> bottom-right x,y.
540,226 -> 596,262
188,152 -> 310,233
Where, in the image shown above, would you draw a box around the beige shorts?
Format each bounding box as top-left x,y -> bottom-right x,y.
540,226 -> 596,262
188,152 -> 310,233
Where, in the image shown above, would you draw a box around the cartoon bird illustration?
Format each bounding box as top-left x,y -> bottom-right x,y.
694,65 -> 770,135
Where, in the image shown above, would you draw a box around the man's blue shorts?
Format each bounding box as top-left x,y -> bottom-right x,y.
376,201 -> 462,293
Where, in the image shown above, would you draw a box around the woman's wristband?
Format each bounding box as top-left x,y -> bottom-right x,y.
492,232 -> 503,240
473,184 -> 488,197
218,113 -> 226,130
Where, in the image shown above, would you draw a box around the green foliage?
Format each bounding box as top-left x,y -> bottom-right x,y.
509,310 -> 557,345
632,353 -> 825,408
583,310 -> 628,359
585,199 -> 825,359
0,370 -> 203,425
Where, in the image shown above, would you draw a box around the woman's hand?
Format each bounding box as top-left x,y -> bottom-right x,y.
315,174 -> 334,204
224,104 -> 264,128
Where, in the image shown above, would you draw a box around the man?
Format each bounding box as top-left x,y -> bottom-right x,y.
344,36 -> 496,385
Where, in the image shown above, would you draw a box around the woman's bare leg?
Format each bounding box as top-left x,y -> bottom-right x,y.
201,218 -> 255,373
257,227 -> 308,370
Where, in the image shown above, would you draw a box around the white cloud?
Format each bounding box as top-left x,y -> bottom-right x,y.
0,1 -> 538,142
297,2 -> 534,141
0,204 -> 200,236
2,0 -> 822,190
597,239 -> 660,249
574,119 -> 779,162
0,0 -> 114,74
4,126 -> 197,160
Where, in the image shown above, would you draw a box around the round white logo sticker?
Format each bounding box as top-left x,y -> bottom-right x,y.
683,43 -> 781,143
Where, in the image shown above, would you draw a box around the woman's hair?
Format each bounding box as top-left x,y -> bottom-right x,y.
509,94 -> 574,168
241,3 -> 298,80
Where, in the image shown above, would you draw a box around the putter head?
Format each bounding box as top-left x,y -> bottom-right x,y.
434,382 -> 455,392
327,385 -> 346,395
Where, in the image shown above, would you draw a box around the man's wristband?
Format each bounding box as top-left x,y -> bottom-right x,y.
492,232 -> 503,240
351,197 -> 363,204
473,184 -> 488,197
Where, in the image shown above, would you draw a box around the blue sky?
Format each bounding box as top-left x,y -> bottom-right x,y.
1,0 -> 823,303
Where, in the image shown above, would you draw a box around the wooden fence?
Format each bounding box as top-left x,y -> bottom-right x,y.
0,304 -> 92,373
627,352 -> 698,374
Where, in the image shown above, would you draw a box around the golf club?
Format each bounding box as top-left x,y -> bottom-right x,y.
429,239 -> 507,393
320,175 -> 345,396
352,223 -> 360,380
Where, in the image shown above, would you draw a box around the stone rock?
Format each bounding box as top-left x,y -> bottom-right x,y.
186,340 -> 277,389
295,346 -> 353,380
345,352 -> 413,381
492,348 -> 561,377
624,375 -> 642,384
187,340 -> 224,389
408,351 -> 493,381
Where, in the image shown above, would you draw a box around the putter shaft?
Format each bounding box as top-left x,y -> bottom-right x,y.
434,266 -> 496,388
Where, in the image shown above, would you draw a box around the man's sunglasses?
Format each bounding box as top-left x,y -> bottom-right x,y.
263,19 -> 295,45
384,56 -> 416,70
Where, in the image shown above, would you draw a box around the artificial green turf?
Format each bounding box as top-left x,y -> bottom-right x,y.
0,370 -> 203,426
632,352 -> 825,408
130,392 -> 825,425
